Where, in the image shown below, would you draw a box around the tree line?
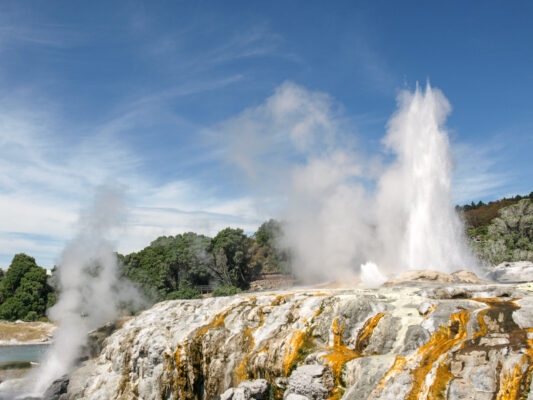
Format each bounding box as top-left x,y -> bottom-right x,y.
120,219 -> 290,302
0,219 -> 289,321
456,191 -> 533,213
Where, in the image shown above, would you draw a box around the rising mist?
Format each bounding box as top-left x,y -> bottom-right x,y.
224,82 -> 477,283
30,186 -> 144,395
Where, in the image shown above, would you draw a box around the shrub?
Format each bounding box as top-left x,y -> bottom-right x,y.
24,311 -> 38,322
166,282 -> 201,300
212,285 -> 242,297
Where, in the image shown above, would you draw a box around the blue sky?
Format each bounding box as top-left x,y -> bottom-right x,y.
0,1 -> 532,269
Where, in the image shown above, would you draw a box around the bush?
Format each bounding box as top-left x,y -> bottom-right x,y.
212,285 -> 242,297
0,254 -> 54,321
0,297 -> 25,320
166,281 -> 201,300
166,288 -> 201,300
24,311 -> 38,322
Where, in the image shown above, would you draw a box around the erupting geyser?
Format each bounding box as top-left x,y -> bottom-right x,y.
375,84 -> 477,274
227,81 -> 477,283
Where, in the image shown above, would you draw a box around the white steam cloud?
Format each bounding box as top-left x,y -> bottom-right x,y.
30,185 -> 144,394
223,81 -> 477,283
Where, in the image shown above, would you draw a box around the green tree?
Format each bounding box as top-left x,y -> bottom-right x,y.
255,219 -> 283,246
250,219 -> 292,275
0,254 -> 53,321
166,281 -> 201,300
209,228 -> 254,288
121,232 -> 213,302
0,254 -> 37,303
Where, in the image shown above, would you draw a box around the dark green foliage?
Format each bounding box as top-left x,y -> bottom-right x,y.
250,219 -> 291,275
46,292 -> 58,309
166,281 -> 201,300
0,254 -> 38,303
121,232 -> 212,302
209,228 -> 254,288
212,285 -> 242,297
119,222 -> 292,301
255,219 -> 281,246
0,254 -> 53,321
24,311 -> 38,321
0,297 -> 26,320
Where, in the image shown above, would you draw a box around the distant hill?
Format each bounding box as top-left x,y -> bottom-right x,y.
458,192 -> 533,228
458,193 -> 533,265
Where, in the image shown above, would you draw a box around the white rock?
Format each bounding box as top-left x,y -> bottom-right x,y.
491,261 -> 533,283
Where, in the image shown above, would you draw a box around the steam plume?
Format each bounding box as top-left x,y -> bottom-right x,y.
31,185 -> 144,394
224,82 -> 477,282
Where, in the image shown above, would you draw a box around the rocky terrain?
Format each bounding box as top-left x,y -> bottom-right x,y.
28,263 -> 532,400
471,199 -> 533,265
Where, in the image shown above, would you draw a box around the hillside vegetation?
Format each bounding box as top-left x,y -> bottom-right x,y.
459,192 -> 533,228
459,193 -> 533,265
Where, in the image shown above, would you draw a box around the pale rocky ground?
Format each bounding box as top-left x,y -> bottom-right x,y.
43,263 -> 533,400
5,263 -> 533,399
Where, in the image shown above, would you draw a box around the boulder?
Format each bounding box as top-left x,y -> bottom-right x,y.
342,356 -> 395,399
384,269 -> 485,286
284,365 -> 334,400
451,270 -> 487,284
400,325 -> 430,354
42,375 -> 69,400
84,317 -> 131,359
490,261 -> 533,283
285,395 -> 310,400
220,379 -> 270,400
384,270 -> 454,286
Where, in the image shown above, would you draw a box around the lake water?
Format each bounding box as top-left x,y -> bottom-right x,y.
0,345 -> 48,366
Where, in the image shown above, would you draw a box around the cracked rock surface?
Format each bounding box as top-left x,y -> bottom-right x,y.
52,272 -> 533,400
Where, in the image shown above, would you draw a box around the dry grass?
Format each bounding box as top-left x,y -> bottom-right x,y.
0,321 -> 56,344
0,367 -> 30,383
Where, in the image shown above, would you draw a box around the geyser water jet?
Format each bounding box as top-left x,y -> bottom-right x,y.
360,261 -> 388,288
375,84 -> 477,274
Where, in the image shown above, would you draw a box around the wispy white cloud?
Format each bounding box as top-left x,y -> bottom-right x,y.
199,23 -> 285,66
0,5 -> 86,53
135,17 -> 295,79
451,142 -> 510,204
0,91 -> 263,269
